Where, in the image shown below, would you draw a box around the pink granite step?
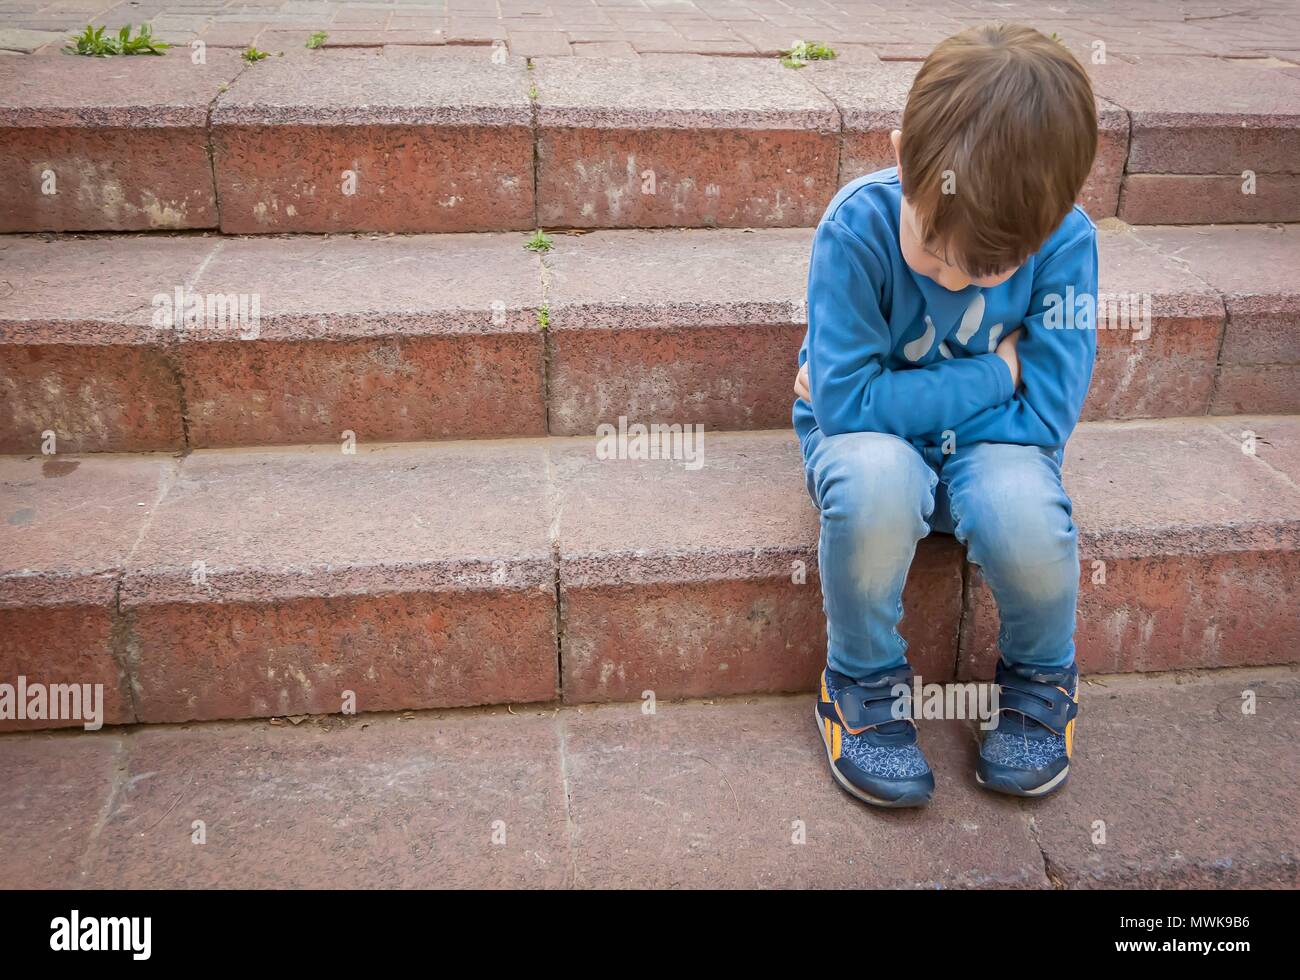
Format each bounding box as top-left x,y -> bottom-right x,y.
0,235 -> 209,453
1089,57 -> 1300,225
3,50 -> 1296,233
542,227 -> 812,434
210,48 -> 536,234
0,439 -> 559,728
3,224 -> 1291,453
1130,224 -> 1300,415
531,54 -> 841,229
0,233 -> 546,453
1,418 -> 1296,728
0,50 -> 243,232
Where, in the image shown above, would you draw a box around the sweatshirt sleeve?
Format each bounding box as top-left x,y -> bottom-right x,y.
805,216 -> 1015,439
929,227 -> 1098,450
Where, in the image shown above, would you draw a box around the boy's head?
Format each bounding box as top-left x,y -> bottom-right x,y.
892,23 -> 1098,292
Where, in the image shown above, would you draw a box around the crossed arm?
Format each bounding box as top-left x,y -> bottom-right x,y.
795,332 -> 1022,408
797,218 -> 1097,450
800,218 -> 1021,440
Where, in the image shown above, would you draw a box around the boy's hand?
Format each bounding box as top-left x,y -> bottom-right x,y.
995,328 -> 1024,390
794,362 -> 811,403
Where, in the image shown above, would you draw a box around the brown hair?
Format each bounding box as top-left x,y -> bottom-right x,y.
899,23 -> 1098,278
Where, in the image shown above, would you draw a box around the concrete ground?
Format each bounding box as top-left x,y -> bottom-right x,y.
2,666 -> 1296,888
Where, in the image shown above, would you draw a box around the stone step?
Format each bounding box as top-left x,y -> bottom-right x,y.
813,56 -> 1300,226
1,667 -> 1295,887
3,48 -> 1297,233
1,417 -> 1296,728
0,49 -> 245,232
2,223 -> 1296,453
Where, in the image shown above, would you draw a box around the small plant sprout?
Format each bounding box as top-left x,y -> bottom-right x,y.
306,31 -> 327,49
537,304 -> 551,330
65,25 -> 115,56
780,40 -> 835,68
118,24 -> 172,55
524,229 -> 553,253
66,24 -> 172,57
242,46 -> 270,63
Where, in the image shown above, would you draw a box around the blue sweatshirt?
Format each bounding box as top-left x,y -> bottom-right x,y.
794,168 -> 1097,454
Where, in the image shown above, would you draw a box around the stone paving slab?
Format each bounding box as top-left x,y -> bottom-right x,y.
1087,227 -> 1225,421
211,47 -> 535,233
0,50 -> 243,231
4,0 -> 1296,63
532,54 -> 840,228
0,235 -> 212,453
0,732 -> 123,886
0,233 -> 547,450
1,665 -> 1295,888
561,698 -> 1045,888
0,233 -> 217,345
0,452 -> 173,608
1086,57 -> 1300,224
178,233 -> 547,445
119,439 -> 560,722
1092,56 -> 1300,224
1029,669 -> 1300,888
0,45 -> 241,128
0,26 -> 61,50
1211,415 -> 1300,487
0,453 -> 175,729
1132,224 -> 1300,414
1128,223 -> 1300,384
542,227 -> 812,434
82,712 -> 572,888
1089,56 -> 1300,175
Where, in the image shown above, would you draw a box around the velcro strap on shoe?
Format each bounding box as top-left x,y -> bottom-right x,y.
995,674 -> 1077,734
833,682 -> 912,734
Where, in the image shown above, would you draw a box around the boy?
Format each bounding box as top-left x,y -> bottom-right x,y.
794,24 -> 1098,807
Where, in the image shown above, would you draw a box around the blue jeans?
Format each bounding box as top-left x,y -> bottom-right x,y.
802,428 -> 1079,679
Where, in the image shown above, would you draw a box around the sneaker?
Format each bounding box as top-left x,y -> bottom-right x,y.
976,659 -> 1078,797
815,665 -> 935,808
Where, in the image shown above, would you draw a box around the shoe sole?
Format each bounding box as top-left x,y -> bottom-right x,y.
814,703 -> 932,809
975,764 -> 1070,797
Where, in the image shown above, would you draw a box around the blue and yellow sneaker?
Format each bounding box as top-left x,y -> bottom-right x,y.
976,659 -> 1079,797
815,665 -> 935,808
